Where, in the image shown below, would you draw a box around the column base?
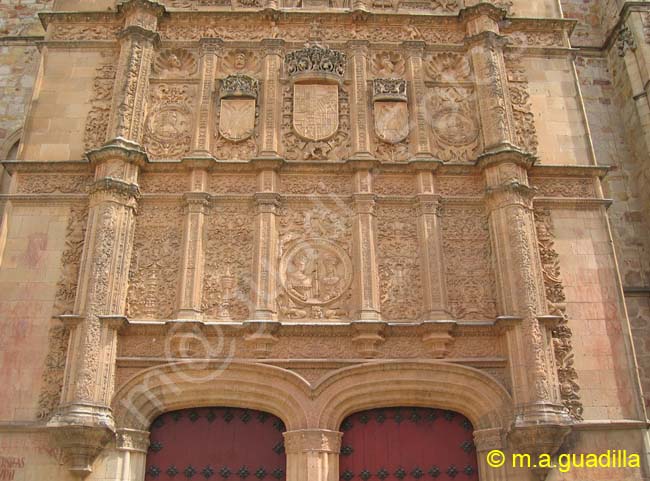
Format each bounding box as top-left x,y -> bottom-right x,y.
47,404 -> 116,479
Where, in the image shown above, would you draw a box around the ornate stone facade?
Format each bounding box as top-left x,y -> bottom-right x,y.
0,1 -> 649,481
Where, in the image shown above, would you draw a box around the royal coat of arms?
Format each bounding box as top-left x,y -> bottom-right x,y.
292,84 -> 339,141
373,78 -> 409,144
218,74 -> 258,142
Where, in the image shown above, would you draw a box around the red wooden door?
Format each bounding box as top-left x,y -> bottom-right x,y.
339,408 -> 478,481
145,408 -> 286,480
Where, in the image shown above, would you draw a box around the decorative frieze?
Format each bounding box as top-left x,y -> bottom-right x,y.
84,61 -> 117,151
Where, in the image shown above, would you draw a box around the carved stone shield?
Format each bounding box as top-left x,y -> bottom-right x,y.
374,100 -> 409,144
293,84 -> 339,141
218,98 -> 256,142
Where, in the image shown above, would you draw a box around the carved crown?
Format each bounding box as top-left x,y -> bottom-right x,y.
285,44 -> 347,81
373,78 -> 407,102
220,74 -> 259,99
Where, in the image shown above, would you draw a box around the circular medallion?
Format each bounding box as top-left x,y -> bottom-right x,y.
431,109 -> 478,147
145,105 -> 191,144
280,239 -> 352,306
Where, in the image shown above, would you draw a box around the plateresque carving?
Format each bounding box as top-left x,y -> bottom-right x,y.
152,48 -> 198,78
144,84 -> 194,159
285,44 -> 347,80
217,75 -> 259,143
370,51 -> 406,78
373,79 -> 409,146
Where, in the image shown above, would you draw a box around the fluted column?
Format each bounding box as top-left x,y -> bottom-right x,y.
348,40 -> 373,160
259,39 -> 284,159
403,41 -> 433,160
251,164 -> 281,320
352,166 -> 381,320
413,164 -> 449,319
191,38 -> 222,158
462,5 -> 515,152
284,430 -> 342,481
48,1 -> 164,477
176,167 -> 210,321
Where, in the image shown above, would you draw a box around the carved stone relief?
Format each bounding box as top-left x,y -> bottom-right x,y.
208,174 -> 258,194
442,205 -> 497,320
37,205 -> 87,421
534,208 -> 583,421
152,48 -> 198,78
373,174 -> 416,196
283,84 -> 351,160
139,174 -> 190,194
280,174 -> 352,195
202,204 -> 255,321
504,53 -> 538,154
278,205 -> 353,320
425,87 -> 481,162
424,52 -> 472,83
126,203 -> 184,320
435,176 -> 485,197
530,177 -> 596,198
17,174 -> 93,194
84,60 -> 117,151
144,84 -> 195,159
377,204 -> 423,321
370,51 -> 406,78
221,49 -> 261,76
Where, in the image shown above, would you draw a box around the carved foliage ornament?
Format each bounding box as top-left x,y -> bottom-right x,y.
373,79 -> 409,145
285,44 -> 347,79
534,209 -> 583,421
370,51 -> 406,78
84,62 -> 117,151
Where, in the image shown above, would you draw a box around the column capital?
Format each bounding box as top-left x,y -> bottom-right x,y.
118,0 -> 166,22
88,178 -> 142,207
199,37 -> 224,54
283,429 -> 343,454
476,147 -> 536,172
347,39 -> 370,52
261,38 -> 285,55
183,192 -> 211,213
460,3 -> 506,36
401,40 -> 426,54
116,428 -> 150,453
473,428 -> 504,452
87,141 -> 148,168
47,423 -> 115,479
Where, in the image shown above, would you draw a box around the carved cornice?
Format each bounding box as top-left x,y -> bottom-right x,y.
476,146 -> 536,171
98,315 -> 129,331
117,0 -> 166,19
459,3 -> 507,24
116,428 -> 150,452
86,141 -> 148,167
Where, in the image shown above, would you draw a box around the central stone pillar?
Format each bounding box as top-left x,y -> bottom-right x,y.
351,164 -> 381,321
191,38 -> 222,158
284,430 -> 342,481
348,40 -> 373,160
403,41 -> 433,160
259,39 -> 284,159
47,1 -> 164,477
251,162 -> 282,320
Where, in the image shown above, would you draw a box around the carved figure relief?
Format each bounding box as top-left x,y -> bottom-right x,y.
144,84 -> 194,159
203,204 -> 254,321
442,206 -> 497,320
84,61 -> 117,151
126,204 -> 183,319
221,49 -> 261,75
535,209 -> 583,421
370,51 -> 406,78
152,49 -> 198,78
278,206 -> 352,320
377,205 -> 423,320
425,87 -> 481,162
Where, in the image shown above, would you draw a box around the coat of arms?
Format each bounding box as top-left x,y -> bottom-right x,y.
373,78 -> 409,144
218,74 -> 258,142
292,84 -> 339,141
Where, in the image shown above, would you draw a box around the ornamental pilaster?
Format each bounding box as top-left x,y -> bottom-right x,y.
251,165 -> 281,319
284,430 -> 342,481
347,41 -> 373,159
260,39 -> 284,158
176,168 -> 210,321
413,164 -> 449,319
479,149 -> 571,466
191,39 -> 223,157
473,429 -> 507,481
106,0 -> 164,147
402,41 -> 432,159
352,166 -> 381,320
462,5 -> 516,152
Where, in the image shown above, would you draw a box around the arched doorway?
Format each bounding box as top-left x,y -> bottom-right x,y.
339,408 -> 478,481
145,407 -> 286,480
